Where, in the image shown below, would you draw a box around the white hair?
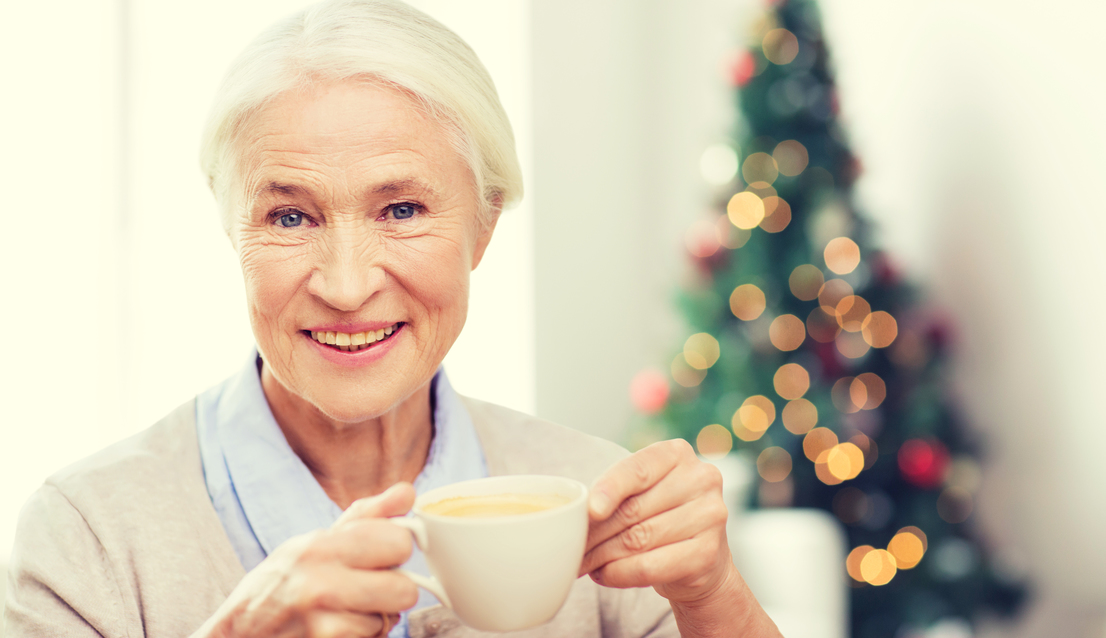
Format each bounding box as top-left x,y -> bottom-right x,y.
200,0 -> 522,231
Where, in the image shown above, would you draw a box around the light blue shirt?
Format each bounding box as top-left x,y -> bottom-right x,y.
195,352 -> 488,638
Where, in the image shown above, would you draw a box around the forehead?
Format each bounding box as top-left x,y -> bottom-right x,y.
233,80 -> 471,200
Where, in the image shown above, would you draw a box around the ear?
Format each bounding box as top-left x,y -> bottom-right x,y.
471,198 -> 503,270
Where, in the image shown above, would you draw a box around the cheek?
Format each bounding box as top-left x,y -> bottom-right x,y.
237,241 -> 310,330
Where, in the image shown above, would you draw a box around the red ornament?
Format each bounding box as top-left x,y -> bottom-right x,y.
897,438 -> 950,489
730,51 -> 756,87
630,368 -> 670,415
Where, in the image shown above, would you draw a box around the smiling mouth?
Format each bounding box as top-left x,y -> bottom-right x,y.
305,322 -> 404,352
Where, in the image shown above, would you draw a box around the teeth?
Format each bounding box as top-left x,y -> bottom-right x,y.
310,323 -> 401,350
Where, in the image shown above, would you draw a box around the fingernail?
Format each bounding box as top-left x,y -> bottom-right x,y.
590,492 -> 612,517
590,571 -> 602,585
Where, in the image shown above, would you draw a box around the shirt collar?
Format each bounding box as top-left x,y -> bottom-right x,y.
215,353 -> 487,556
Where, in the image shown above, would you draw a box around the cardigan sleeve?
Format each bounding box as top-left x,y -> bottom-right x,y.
4,484 -> 129,638
598,584 -> 679,638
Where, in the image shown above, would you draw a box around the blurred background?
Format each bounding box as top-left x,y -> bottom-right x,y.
1,0 -> 1104,636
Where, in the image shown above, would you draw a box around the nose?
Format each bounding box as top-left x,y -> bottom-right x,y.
307,230 -> 386,312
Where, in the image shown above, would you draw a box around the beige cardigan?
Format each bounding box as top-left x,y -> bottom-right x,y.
4,397 -> 678,638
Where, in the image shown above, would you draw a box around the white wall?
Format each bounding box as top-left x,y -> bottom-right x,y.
0,0 -> 533,564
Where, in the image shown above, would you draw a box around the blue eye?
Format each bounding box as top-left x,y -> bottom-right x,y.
278,212 -> 304,227
391,204 -> 417,220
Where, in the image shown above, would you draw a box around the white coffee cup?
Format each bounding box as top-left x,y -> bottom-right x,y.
390,475 -> 588,632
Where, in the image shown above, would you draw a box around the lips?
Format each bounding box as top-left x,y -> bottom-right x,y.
306,322 -> 403,352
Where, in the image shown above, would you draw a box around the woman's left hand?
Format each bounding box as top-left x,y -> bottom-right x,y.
580,439 -> 782,637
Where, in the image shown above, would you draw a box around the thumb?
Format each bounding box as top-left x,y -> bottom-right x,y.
334,482 -> 416,528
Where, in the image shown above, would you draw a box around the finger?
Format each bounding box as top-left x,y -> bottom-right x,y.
306,519 -> 414,570
335,483 -> 416,527
585,460 -> 709,552
589,533 -> 723,591
589,439 -> 694,520
307,610 -> 393,638
579,496 -> 726,576
302,565 -> 419,615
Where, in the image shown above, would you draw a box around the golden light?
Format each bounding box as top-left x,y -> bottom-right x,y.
671,355 -> 707,388
860,549 -> 897,586
937,487 -> 974,524
827,442 -> 865,481
732,420 -> 765,442
683,333 -> 721,370
836,331 -> 871,359
736,395 -> 777,434
850,433 -> 879,470
757,447 -> 793,483
745,181 -> 777,203
824,237 -> 861,275
742,152 -> 780,185
855,372 -> 886,410
769,314 -> 806,352
803,427 -> 838,462
899,526 -> 928,552
789,264 -> 825,301
730,284 -> 766,321
831,377 -> 861,413
814,450 -> 843,485
818,278 -> 854,312
846,546 -> 874,582
849,377 -> 868,410
759,197 -> 792,233
696,424 -> 733,460
762,28 -> 799,65
806,307 -> 841,343
888,530 -> 926,569
773,140 -> 809,177
773,363 -> 810,400
783,398 -> 818,434
727,192 -> 766,230
835,295 -> 872,332
862,311 -> 899,348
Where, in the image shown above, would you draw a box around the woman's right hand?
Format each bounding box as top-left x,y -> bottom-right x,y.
193,483 -> 419,638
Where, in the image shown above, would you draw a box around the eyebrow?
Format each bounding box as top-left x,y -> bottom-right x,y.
252,178 -> 439,201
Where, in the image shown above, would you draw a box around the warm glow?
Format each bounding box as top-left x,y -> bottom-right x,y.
700,143 -> 738,185
803,427 -> 839,462
762,28 -> 799,65
736,395 -> 777,434
824,237 -> 861,275
849,433 -> 879,471
899,526 -> 928,552
773,362 -> 810,400
683,333 -> 721,370
671,355 -> 707,388
727,192 -> 766,230
757,447 -> 793,483
849,377 -> 868,410
827,442 -> 865,481
831,377 -> 861,413
789,264 -> 825,301
818,278 -> 854,312
742,152 -> 780,185
773,140 -> 809,177
769,314 -> 806,352
732,420 -> 766,442
730,284 -> 767,320
783,398 -> 818,434
759,196 -> 792,233
806,307 -> 841,343
855,372 -> 886,410
937,487 -> 974,524
847,545 -> 874,582
835,295 -> 871,332
860,549 -> 897,586
888,531 -> 926,569
814,450 -> 843,485
745,181 -> 778,204
696,424 -> 734,460
836,331 -> 871,359
861,311 -> 899,348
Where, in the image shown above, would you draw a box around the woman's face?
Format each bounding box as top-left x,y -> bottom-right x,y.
229,80 -> 494,423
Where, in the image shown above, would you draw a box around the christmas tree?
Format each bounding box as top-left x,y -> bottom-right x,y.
628,0 -> 1024,635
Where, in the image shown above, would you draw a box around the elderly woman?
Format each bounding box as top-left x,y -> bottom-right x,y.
6,2 -> 781,637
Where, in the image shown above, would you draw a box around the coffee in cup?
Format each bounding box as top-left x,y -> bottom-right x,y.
391,475 -> 588,632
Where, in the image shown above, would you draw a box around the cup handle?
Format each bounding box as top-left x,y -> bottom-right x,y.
389,517 -> 452,609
